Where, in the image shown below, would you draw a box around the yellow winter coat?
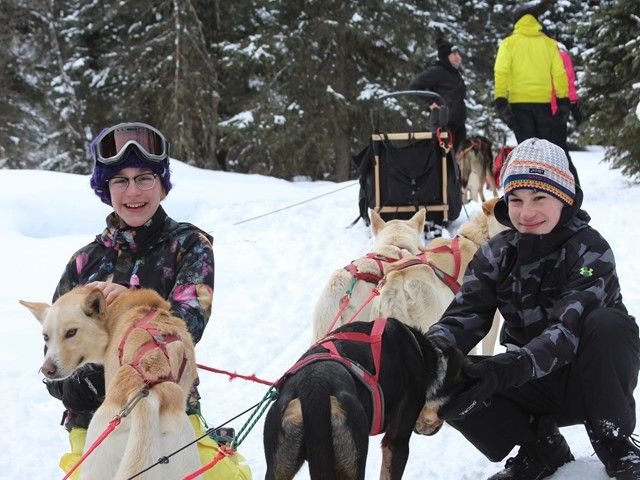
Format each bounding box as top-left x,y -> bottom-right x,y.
494,14 -> 568,103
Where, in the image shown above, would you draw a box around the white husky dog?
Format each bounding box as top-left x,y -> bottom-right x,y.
371,198 -> 507,355
311,209 -> 425,342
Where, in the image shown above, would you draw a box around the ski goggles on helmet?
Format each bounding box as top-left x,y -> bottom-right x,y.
93,122 -> 169,165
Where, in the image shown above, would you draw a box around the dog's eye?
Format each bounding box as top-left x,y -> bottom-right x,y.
43,333 -> 49,342
65,328 -> 77,339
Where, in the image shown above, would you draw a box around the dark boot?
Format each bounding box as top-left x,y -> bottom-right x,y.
487,431 -> 574,480
589,434 -> 640,479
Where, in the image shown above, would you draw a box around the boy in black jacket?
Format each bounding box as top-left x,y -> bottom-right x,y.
429,138 -> 640,480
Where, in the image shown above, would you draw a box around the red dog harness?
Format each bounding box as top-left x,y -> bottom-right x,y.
344,252 -> 404,284
384,236 -> 461,294
117,309 -> 188,387
276,317 -> 388,436
418,236 -> 462,294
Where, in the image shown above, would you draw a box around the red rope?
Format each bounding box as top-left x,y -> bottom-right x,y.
62,417 -> 121,480
196,363 -> 273,386
324,294 -> 351,337
181,445 -> 234,480
346,288 -> 380,324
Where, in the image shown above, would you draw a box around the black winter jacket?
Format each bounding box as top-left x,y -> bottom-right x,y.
429,189 -> 628,378
409,60 -> 467,126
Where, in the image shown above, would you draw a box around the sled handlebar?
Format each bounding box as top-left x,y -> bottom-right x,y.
377,90 -> 447,106
371,90 -> 449,133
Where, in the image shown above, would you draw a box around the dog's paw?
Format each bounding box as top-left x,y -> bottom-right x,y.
414,405 -> 443,436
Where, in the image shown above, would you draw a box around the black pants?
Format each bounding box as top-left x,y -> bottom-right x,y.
510,103 -> 553,144
448,308 -> 640,461
448,123 -> 467,154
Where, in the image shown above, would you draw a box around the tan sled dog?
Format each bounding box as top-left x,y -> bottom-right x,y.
371,198 -> 507,355
457,136 -> 499,204
21,287 -> 201,480
312,209 -> 425,342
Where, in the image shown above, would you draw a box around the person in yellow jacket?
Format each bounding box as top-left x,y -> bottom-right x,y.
493,7 -> 569,144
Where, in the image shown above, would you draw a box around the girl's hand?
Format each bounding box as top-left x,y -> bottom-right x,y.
85,281 -> 129,305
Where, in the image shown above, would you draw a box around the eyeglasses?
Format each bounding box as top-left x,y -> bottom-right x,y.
94,122 -> 169,165
107,173 -> 158,192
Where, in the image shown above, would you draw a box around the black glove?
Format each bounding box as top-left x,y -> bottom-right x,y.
556,97 -> 570,121
45,363 -> 105,414
439,351 -> 534,421
494,97 -> 512,127
570,101 -> 584,126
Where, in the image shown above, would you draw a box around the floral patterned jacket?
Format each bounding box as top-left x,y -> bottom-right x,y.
47,205 -> 214,425
53,205 -> 214,343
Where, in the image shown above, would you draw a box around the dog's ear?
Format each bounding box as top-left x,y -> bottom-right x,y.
82,288 -> 106,319
19,300 -> 50,324
410,208 -> 426,232
482,197 -> 500,216
370,209 -> 385,235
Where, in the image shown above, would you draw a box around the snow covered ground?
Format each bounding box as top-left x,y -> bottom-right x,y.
0,146 -> 638,479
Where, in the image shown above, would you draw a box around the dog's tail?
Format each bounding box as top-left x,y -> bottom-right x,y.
115,391 -> 158,479
299,376 -> 340,479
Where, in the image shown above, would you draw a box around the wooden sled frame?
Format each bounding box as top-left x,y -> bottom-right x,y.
371,130 -> 451,223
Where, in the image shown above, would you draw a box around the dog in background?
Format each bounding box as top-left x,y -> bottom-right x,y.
457,136 -> 498,204
371,198 -> 507,356
263,318 -> 466,480
312,208 -> 425,342
21,287 -> 201,480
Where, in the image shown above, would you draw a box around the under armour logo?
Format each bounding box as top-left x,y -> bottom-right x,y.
579,267 -> 594,277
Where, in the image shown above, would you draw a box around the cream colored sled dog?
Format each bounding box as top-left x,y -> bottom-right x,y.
371,198 -> 507,355
21,287 -> 201,480
312,209 -> 425,342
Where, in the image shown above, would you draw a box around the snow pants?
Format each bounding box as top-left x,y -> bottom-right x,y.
447,307 -> 640,462
510,103 -> 553,144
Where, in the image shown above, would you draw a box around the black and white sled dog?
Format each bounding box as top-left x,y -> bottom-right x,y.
263,317 -> 466,480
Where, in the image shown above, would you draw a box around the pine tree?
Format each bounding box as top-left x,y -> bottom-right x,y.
216,0 -> 453,181
82,0 -> 220,169
0,0 -> 88,172
578,0 -> 640,180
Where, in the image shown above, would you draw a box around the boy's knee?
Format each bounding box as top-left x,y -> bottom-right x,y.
580,309 -> 639,364
583,308 -> 638,344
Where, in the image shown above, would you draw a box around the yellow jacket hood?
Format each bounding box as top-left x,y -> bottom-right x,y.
494,14 -> 569,103
513,14 -> 543,36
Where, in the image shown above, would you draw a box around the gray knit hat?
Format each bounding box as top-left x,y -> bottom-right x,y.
501,138 -> 576,206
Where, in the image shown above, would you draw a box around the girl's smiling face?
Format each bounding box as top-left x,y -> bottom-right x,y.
108,167 -> 164,227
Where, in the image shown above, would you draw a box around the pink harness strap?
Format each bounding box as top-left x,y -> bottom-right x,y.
276,318 -> 388,435
117,309 -> 187,387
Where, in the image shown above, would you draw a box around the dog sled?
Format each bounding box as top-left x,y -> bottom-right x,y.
353,90 -> 462,234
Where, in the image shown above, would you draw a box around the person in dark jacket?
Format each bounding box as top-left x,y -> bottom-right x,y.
409,38 -> 467,152
428,138 -> 640,480
46,122 -> 250,479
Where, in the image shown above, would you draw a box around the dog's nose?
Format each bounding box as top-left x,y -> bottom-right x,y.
41,362 -> 57,377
